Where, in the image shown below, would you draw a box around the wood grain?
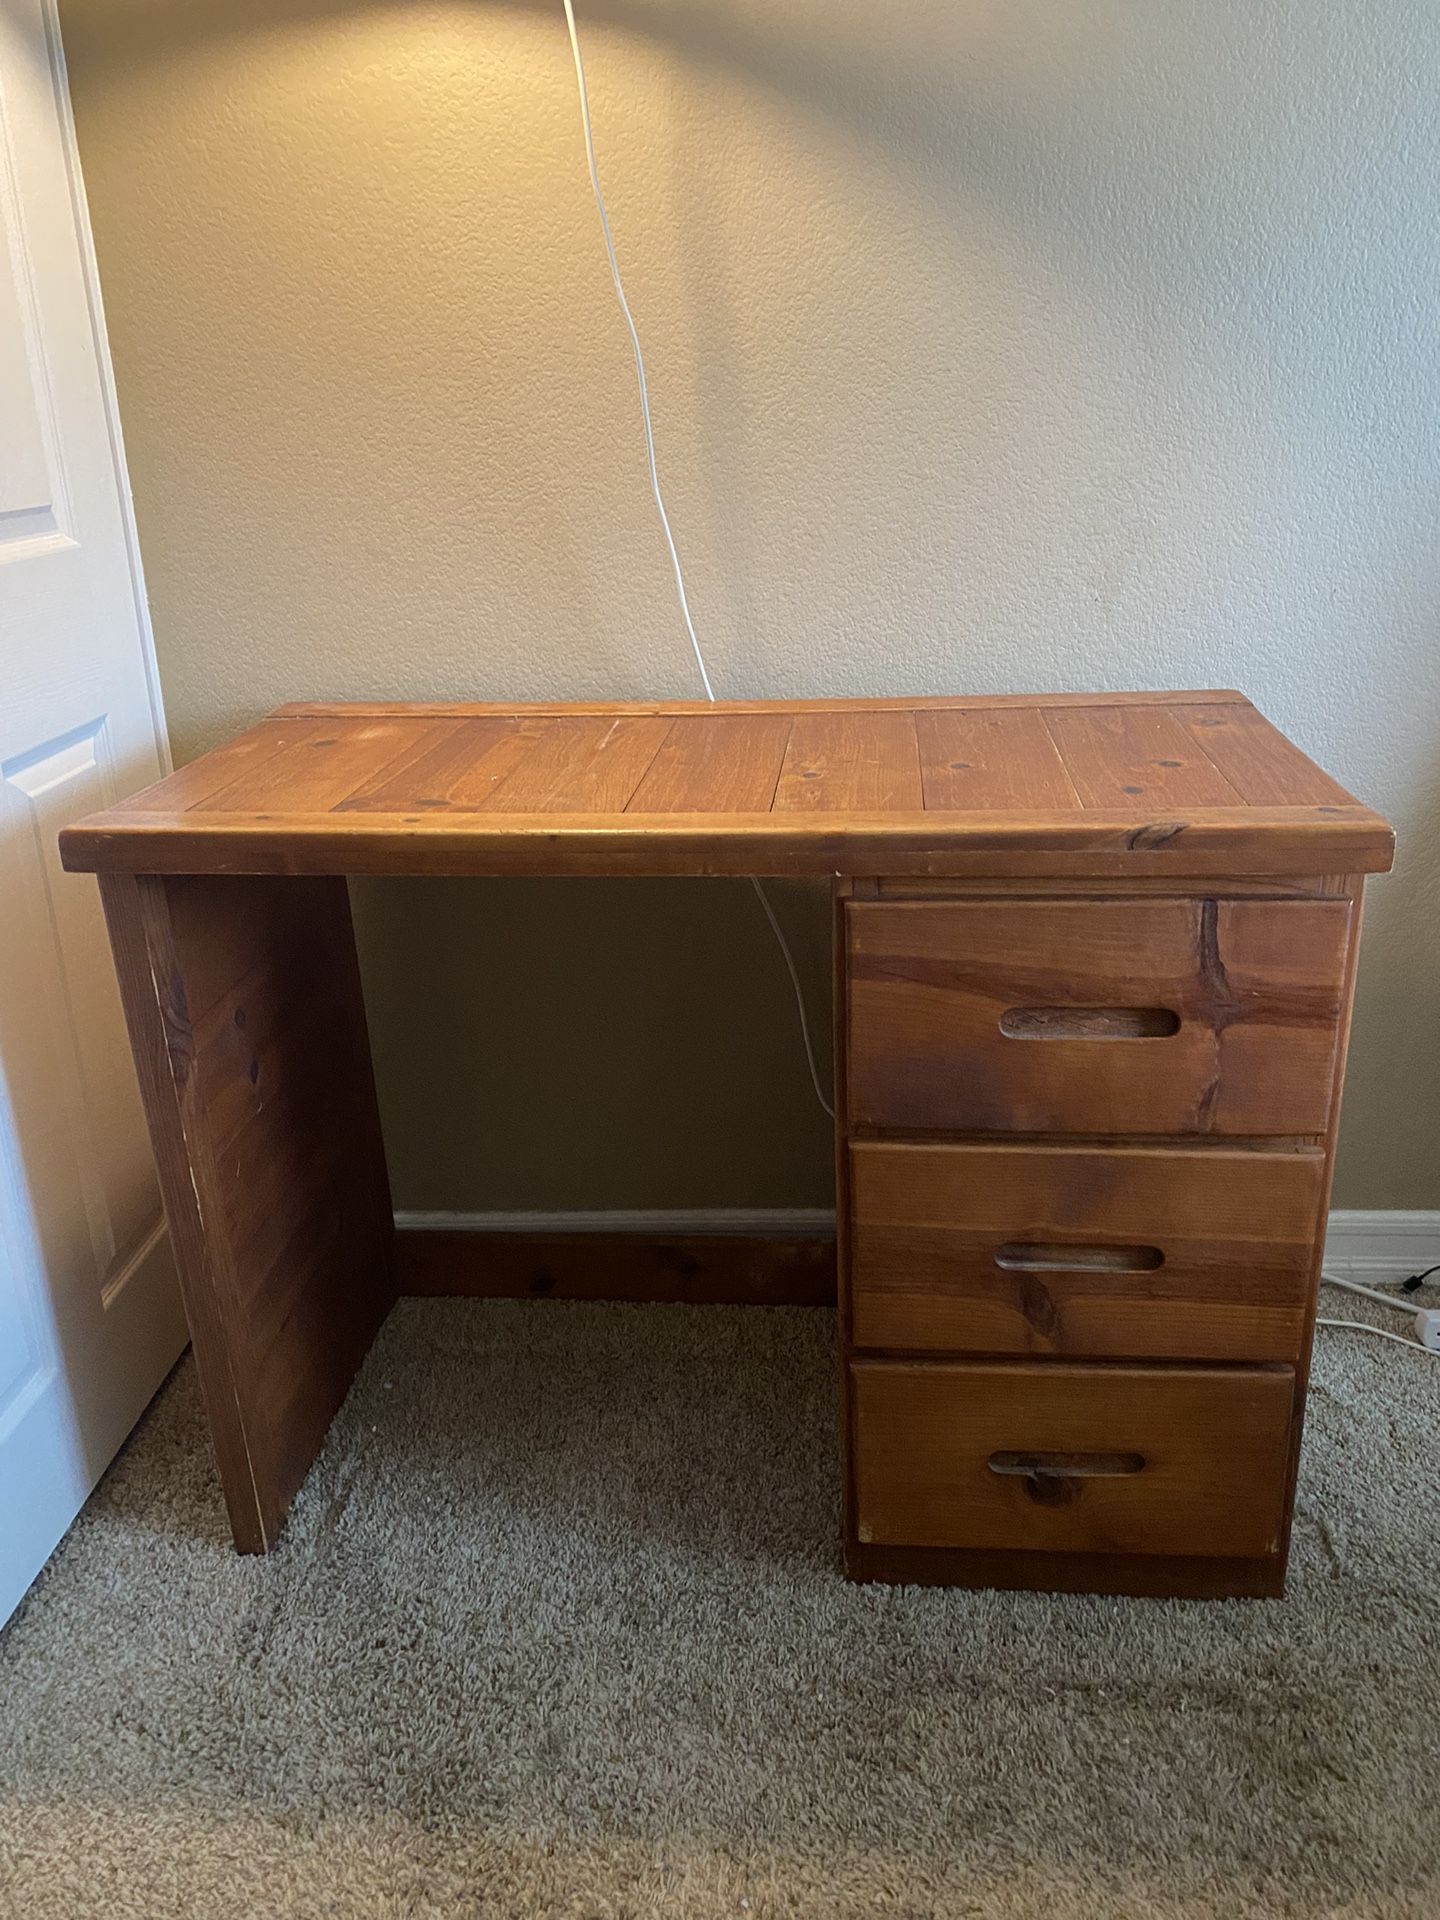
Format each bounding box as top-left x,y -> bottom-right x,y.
874,874 -> 1356,898
1042,705 -> 1244,808
58,803 -> 1395,880
58,694 -> 1394,881
121,717 -> 328,813
477,715 -> 672,812
98,872 -> 394,1553
847,896 -> 1353,1135
917,708 -> 1079,810
773,712 -> 922,812
625,712 -> 793,812
200,716 -> 461,812
850,1359 -> 1294,1558
849,1141 -> 1325,1359
395,1229 -> 836,1305
335,716 -> 533,811
274,690 -> 1253,718
833,878 -> 859,1555
1271,873 -> 1369,1575
1175,703 -> 1358,806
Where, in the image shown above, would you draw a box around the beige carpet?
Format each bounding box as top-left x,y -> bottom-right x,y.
0,1294 -> 1436,1919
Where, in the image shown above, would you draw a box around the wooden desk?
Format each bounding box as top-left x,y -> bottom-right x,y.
61,692 -> 1394,1597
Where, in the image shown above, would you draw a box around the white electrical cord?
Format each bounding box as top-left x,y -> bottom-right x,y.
559,0 -> 714,705
1316,1317 -> 1440,1359
746,874 -> 836,1119
1321,1271 -> 1420,1317
1318,1275 -> 1440,1359
560,0 -> 835,1120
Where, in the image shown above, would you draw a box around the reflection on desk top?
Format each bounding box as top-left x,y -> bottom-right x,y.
59,691 -> 1394,881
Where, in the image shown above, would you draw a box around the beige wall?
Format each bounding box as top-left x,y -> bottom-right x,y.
60,0 -> 1440,1209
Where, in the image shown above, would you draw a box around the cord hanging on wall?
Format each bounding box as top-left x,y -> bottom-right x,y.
559,0 -> 834,1121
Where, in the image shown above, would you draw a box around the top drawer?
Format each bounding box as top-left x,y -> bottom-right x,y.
847,897 -> 1351,1136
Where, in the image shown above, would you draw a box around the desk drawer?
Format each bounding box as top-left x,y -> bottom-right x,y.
851,1359 -> 1294,1559
846,897 -> 1350,1136
849,1141 -> 1324,1360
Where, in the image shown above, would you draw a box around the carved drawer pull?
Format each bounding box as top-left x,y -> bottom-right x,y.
998,1006 -> 1181,1040
989,1448 -> 1146,1504
995,1242 -> 1164,1273
989,1449 -> 1146,1478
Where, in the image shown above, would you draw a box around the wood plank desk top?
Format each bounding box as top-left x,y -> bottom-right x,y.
59,691 -> 1393,881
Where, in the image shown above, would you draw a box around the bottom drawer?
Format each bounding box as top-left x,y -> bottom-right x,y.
851,1360 -> 1294,1560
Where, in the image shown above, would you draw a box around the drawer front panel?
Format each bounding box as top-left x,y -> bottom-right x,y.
851,1360 -> 1294,1558
849,1142 -> 1324,1360
847,897 -> 1350,1136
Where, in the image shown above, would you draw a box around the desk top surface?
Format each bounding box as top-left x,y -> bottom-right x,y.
60,691 -> 1393,881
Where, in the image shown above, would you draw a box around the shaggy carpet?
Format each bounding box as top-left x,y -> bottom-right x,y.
0,1293 -> 1436,1919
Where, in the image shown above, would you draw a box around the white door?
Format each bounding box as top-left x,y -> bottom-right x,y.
0,0 -> 186,1627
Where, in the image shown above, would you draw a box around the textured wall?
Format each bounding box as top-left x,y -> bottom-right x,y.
60,0 -> 1440,1207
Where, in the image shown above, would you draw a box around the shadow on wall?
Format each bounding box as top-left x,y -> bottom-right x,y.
1334,748 -> 1440,1209
349,874 -> 836,1213
61,0 -> 1428,394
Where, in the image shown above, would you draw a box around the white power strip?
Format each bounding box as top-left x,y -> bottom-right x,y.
1415,1309 -> 1440,1353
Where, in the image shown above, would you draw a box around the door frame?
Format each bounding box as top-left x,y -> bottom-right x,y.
34,0 -> 169,762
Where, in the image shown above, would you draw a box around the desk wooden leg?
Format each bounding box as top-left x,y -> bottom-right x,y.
100,872 -> 395,1552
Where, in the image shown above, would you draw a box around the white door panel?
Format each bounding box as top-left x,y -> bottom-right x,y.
0,0 -> 185,1628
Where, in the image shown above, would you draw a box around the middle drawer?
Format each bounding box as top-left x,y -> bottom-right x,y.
849,1140 -> 1325,1361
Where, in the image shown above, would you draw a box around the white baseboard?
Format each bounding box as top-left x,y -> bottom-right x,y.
395,1206 -> 1440,1284
393,1207 -> 837,1238
1322,1210 -> 1440,1284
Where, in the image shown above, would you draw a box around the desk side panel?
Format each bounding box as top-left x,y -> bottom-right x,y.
99,872 -> 395,1552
